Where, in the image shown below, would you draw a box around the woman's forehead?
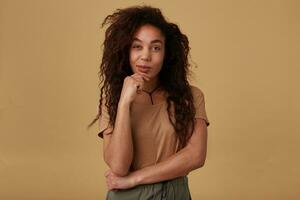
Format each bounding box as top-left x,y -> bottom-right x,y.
132,24 -> 165,44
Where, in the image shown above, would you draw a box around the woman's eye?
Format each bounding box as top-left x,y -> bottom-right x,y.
153,46 -> 161,51
132,45 -> 142,49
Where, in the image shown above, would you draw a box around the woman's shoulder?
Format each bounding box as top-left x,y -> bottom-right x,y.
189,84 -> 204,97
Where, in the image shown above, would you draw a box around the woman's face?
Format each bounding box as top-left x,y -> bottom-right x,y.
129,24 -> 165,79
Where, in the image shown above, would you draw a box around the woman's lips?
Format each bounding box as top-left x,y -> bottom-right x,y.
137,65 -> 150,73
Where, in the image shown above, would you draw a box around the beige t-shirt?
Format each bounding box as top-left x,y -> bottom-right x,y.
98,85 -> 210,171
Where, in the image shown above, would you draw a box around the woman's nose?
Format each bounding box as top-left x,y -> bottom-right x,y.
140,49 -> 151,61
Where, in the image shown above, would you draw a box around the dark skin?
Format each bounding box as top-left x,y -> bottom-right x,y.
104,24 -> 208,190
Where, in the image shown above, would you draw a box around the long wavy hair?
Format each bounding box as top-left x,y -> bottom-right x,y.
88,5 -> 197,149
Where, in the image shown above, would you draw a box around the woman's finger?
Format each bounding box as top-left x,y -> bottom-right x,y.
104,170 -> 111,177
130,74 -> 144,92
137,72 -> 151,81
134,71 -> 150,79
130,75 -> 143,84
133,79 -> 143,91
131,73 -> 145,82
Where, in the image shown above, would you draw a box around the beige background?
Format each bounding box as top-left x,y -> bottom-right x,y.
0,0 -> 299,199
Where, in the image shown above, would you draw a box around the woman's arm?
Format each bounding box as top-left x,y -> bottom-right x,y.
132,118 -> 207,184
105,118 -> 208,189
103,100 -> 133,177
103,73 -> 150,177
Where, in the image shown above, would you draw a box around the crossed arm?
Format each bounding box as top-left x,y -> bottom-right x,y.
104,118 -> 208,190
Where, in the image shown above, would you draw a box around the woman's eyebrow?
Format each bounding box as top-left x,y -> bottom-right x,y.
133,37 -> 163,44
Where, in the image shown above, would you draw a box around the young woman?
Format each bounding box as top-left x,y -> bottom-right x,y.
88,5 -> 210,200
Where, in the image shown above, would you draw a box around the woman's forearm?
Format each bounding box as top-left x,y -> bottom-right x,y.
105,101 -> 133,176
129,118 -> 208,185
129,145 -> 204,185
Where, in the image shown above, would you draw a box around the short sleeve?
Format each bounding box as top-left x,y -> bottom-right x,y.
97,98 -> 113,139
191,85 -> 210,127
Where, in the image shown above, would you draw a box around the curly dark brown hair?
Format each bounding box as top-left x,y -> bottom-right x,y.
88,5 -> 197,149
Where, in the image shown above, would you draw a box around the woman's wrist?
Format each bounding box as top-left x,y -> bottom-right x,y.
118,97 -> 132,108
129,171 -> 143,186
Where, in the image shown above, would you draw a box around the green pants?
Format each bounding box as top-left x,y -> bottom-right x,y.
106,176 -> 192,200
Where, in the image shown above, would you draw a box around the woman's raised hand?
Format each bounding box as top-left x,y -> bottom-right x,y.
119,72 -> 150,105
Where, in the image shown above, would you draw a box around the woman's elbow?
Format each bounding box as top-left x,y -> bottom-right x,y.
111,167 -> 129,177
192,154 -> 206,169
107,162 -> 130,176
194,159 -> 205,169
104,159 -> 130,176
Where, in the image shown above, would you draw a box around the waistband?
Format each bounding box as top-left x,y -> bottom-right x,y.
107,176 -> 191,200
159,176 -> 188,199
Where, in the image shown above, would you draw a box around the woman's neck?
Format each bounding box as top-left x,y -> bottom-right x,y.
143,77 -> 160,92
